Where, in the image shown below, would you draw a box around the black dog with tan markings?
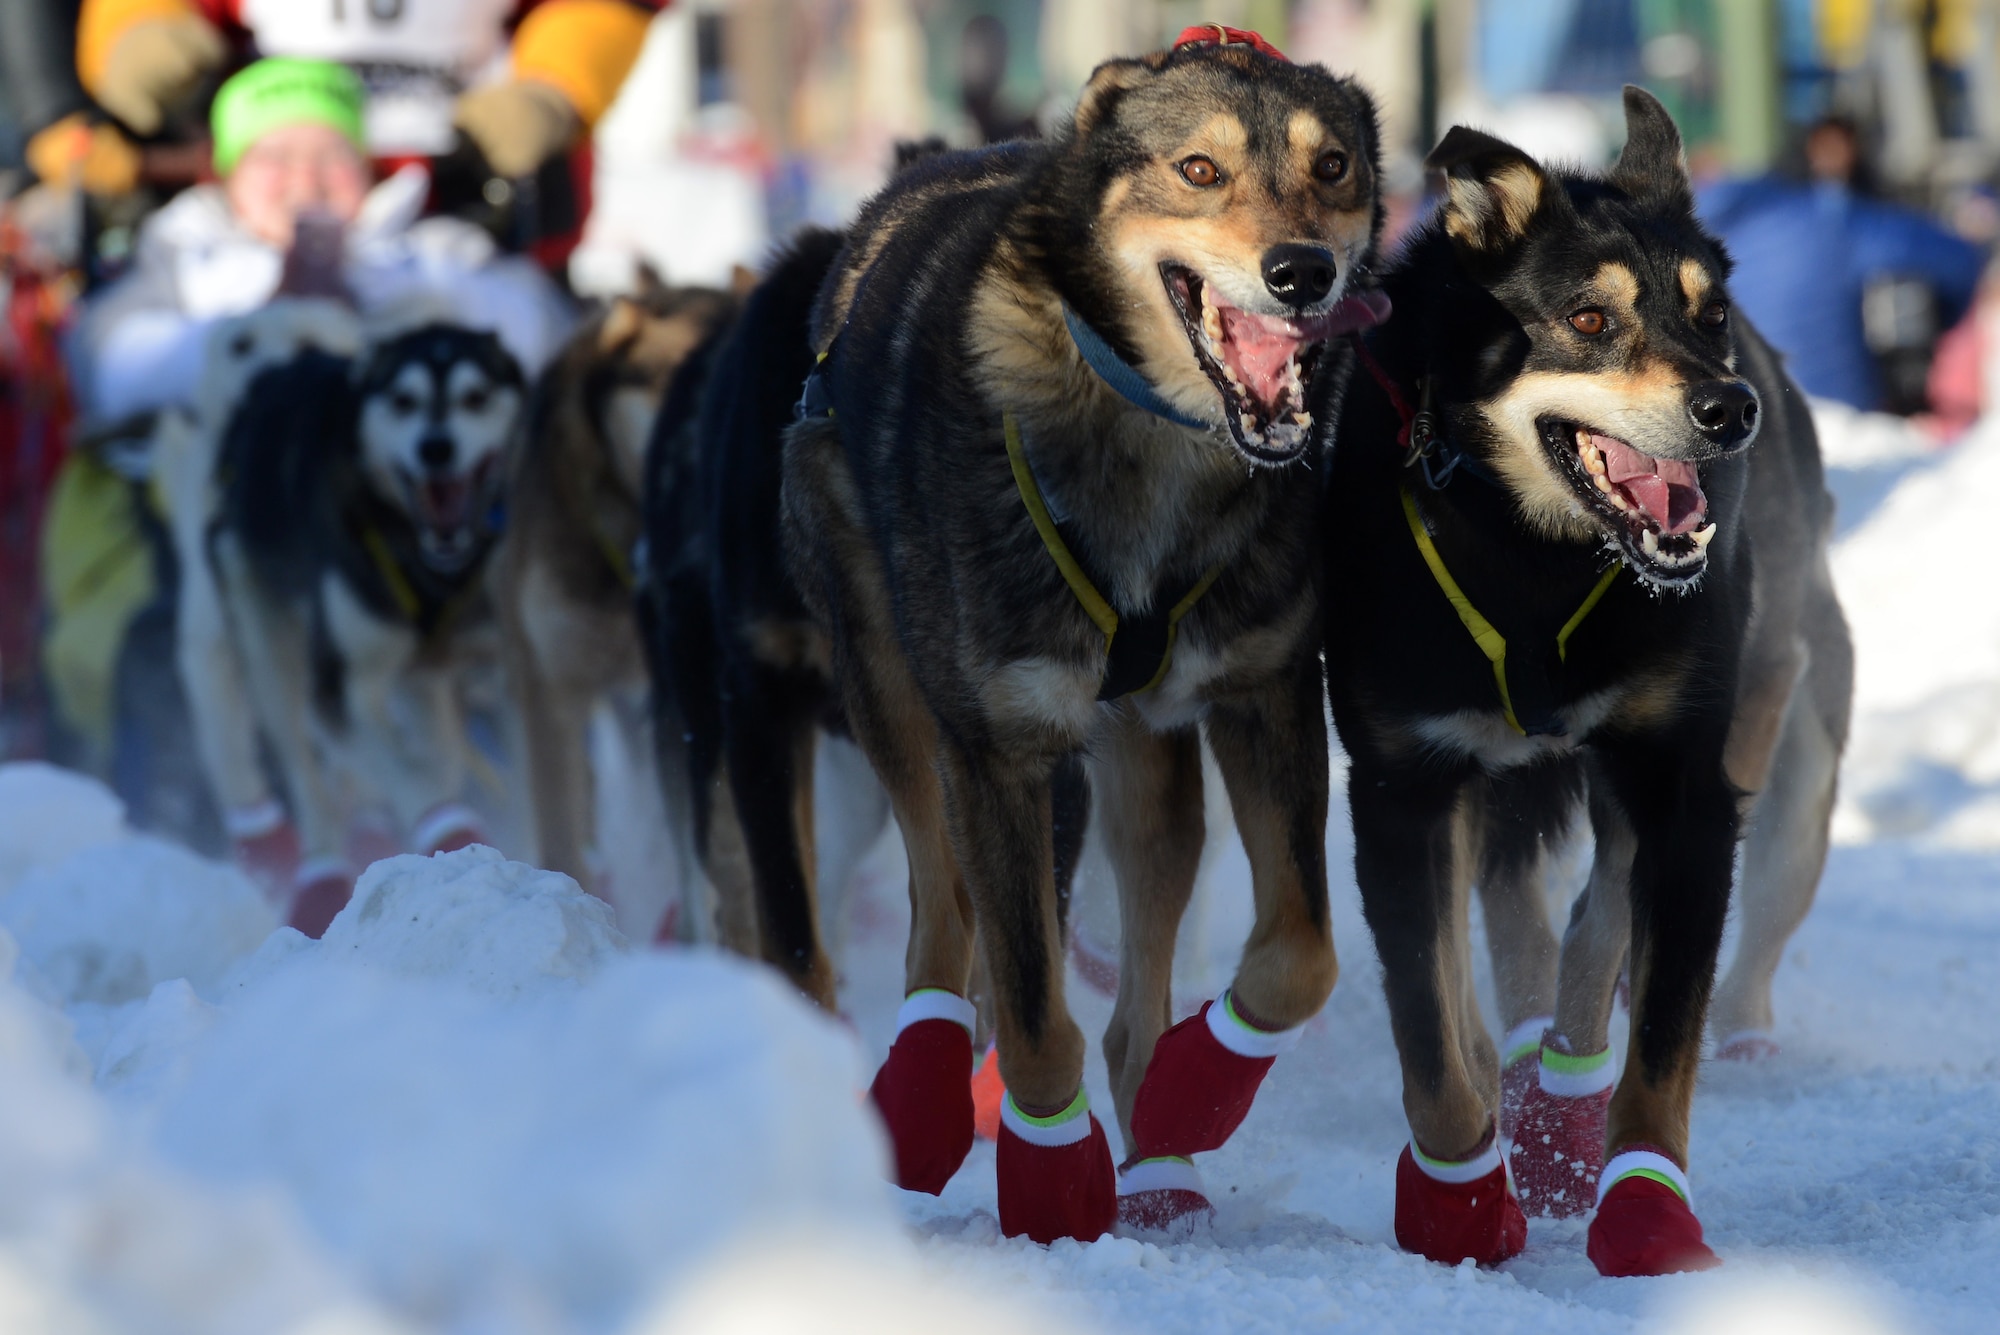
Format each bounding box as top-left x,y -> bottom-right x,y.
1325,88 -> 1849,1276
781,28 -> 1385,1241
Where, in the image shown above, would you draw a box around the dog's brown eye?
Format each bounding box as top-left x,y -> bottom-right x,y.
1179,156 -> 1220,188
389,391 -> 421,416
461,387 -> 490,413
1569,309 -> 1608,336
1315,151 -> 1349,183
1699,300 -> 1729,329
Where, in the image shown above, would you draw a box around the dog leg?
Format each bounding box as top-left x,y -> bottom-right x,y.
720,663 -> 833,1003
216,547 -> 349,934
1120,664 -> 1336,1231
1712,659 -> 1845,1056
1097,712 -> 1205,1143
177,536 -> 297,894
1471,761 -> 1579,1138
783,421 -> 989,1194
938,735 -> 1112,1244
1350,754 -> 1523,1266
1583,735 -> 1735,1277
1510,788 -> 1630,1218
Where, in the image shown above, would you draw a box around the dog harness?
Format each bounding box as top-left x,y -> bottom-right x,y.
1359,345 -> 1621,737
797,343 -> 1224,701
1004,413 -> 1222,700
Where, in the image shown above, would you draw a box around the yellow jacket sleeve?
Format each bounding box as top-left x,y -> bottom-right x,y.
510,0 -> 657,128
76,0 -> 200,96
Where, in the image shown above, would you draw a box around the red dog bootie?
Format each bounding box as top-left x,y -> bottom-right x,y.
226,800 -> 300,903
1509,1040 -> 1614,1217
997,1089 -> 1116,1243
867,989 -> 976,1194
413,802 -> 486,856
1497,1015 -> 1551,1141
1714,1029 -> 1780,1062
287,858 -> 355,939
1395,1132 -> 1527,1266
1118,1156 -> 1211,1232
1121,990 -> 1304,1229
1587,1147 -> 1719,1276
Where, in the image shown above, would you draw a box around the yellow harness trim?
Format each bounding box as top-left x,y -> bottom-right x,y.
361,525 -> 424,623
1400,485 -> 1619,736
1003,412 -> 1218,694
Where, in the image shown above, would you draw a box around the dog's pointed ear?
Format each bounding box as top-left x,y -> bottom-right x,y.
1427,125 -> 1550,254
1071,55 -> 1164,135
1610,85 -> 1691,204
598,297 -> 645,354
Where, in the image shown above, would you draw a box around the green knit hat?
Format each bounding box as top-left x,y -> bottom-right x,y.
211,58 -> 366,174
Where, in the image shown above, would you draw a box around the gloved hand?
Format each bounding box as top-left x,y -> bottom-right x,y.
452,79 -> 580,179
24,113 -> 142,195
94,12 -> 226,135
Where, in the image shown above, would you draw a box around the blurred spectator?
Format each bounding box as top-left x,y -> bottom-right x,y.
67,57 -> 571,428
1702,116 -> 1983,413
4,0 -> 142,197
1925,255 -> 2000,439
73,0 -> 671,265
960,15 -> 1037,144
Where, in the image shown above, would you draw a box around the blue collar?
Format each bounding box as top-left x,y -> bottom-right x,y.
1062,304 -> 1212,431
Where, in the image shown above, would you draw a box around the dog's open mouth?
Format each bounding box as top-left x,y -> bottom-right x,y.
1542,417 -> 1715,584
1161,263 -> 1390,464
401,465 -> 497,571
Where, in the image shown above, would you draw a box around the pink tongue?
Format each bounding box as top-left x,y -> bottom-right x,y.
425,477 -> 471,530
1217,306 -> 1307,413
1593,435 -> 1705,536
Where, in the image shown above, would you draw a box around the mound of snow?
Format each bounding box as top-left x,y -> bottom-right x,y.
1,834 -> 274,1006
311,846 -> 626,994
0,761 -> 128,894
0,929 -> 398,1335
102,848 -> 896,1331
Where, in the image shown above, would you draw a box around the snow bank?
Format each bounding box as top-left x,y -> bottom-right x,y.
1828,412 -> 2000,844
0,767 -> 900,1333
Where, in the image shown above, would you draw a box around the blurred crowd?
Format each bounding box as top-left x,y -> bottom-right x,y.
5,0 -> 2000,836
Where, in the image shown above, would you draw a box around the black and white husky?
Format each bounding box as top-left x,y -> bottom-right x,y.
204,321 -> 526,935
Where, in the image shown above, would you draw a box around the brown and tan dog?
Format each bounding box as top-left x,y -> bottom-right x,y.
490,282 -> 737,922
780,30 -> 1386,1243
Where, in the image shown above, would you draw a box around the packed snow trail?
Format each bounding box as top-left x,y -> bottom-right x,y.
1,405 -> 1996,1333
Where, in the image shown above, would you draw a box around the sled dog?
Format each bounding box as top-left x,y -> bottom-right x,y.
210,322 -> 526,936
780,28 -> 1385,1241
489,282 -> 736,910
1323,87 -> 1851,1276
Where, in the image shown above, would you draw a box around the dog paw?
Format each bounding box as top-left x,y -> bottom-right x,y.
1587,1151 -> 1718,1277
1117,1156 -> 1213,1235
226,802 -> 300,903
413,803 -> 486,856
1128,992 -> 1297,1162
996,1093 -> 1116,1244
867,991 -> 976,1194
1394,1139 -> 1526,1266
1713,1029 -> 1780,1062
286,859 -> 355,939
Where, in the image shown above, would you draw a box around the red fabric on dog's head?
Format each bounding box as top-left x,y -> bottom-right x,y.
1172,24 -> 1289,62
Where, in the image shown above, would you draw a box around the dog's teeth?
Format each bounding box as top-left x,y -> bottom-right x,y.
1690,523 -> 1716,548
1640,529 -> 1660,556
1593,474 -> 1614,496
1575,428 -> 1590,450
1292,410 -> 1312,428
1202,302 -> 1224,343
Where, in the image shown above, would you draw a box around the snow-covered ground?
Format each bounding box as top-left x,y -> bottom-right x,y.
4,405 -> 1998,1334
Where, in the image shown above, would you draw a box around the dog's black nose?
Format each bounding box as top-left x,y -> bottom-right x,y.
418,435 -> 456,470
1261,244 -> 1339,308
1685,380 -> 1759,451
